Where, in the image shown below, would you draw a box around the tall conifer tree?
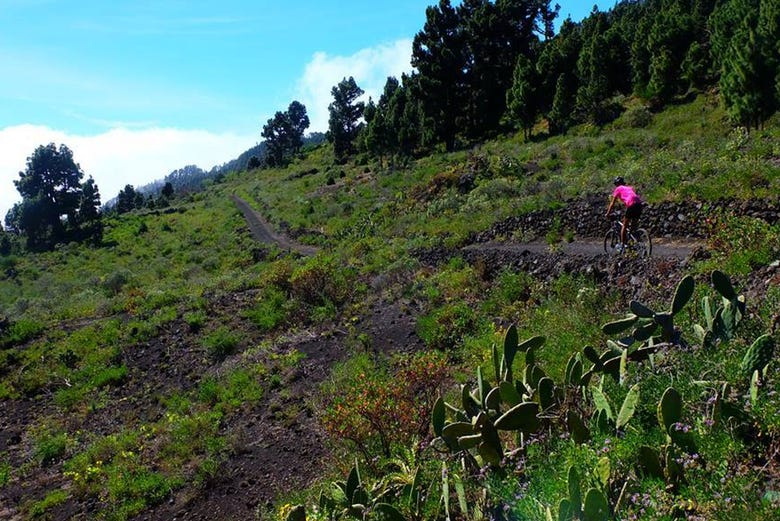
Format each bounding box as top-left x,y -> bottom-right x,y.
412,0 -> 466,152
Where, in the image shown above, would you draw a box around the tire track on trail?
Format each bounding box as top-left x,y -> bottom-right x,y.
232,195 -> 319,256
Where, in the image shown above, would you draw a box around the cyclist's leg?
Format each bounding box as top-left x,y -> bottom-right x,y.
620,214 -> 629,244
624,203 -> 642,243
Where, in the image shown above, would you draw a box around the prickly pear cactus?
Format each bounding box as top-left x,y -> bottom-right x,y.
616,384 -> 640,430
602,314 -> 639,335
567,410 -> 591,444
494,402 -> 540,432
671,275 -> 695,316
637,445 -> 664,479
657,387 -> 682,435
565,353 -> 584,386
582,488 -> 610,521
286,504 -> 306,521
711,270 -> 746,341
711,270 -> 737,301
741,334 -> 775,377
568,466 -> 582,516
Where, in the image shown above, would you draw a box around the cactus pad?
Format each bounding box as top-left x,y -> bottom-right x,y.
602,315 -> 639,335
741,334 -> 774,377
582,488 -> 610,521
658,387 -> 682,435
494,401 -> 540,432
711,270 -> 737,300
671,275 -> 695,315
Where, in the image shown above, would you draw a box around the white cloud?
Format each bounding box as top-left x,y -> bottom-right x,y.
0,124 -> 256,220
296,39 -> 414,133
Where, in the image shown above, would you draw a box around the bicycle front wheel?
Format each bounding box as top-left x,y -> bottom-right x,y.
604,229 -> 620,255
633,229 -> 652,257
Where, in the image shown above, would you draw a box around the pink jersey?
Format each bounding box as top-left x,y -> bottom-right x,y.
613,185 -> 641,206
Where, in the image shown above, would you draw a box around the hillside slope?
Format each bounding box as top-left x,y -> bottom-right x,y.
1,95 -> 779,520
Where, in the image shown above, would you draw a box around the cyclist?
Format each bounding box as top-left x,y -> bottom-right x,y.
605,176 -> 643,250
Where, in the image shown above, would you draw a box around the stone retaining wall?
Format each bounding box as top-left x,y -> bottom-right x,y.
475,198 -> 780,242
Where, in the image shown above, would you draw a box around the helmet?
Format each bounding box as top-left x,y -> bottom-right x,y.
613,176 -> 625,186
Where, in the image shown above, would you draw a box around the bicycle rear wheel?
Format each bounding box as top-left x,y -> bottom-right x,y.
632,229 -> 652,257
604,229 -> 620,255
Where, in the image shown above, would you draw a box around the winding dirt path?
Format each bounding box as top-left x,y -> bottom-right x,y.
233,193 -> 699,262
231,195 -> 319,256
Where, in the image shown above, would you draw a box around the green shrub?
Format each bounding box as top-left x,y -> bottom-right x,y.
91,365 -> 128,388
202,326 -> 240,360
183,310 -> 206,332
260,258 -> 295,291
105,468 -> 174,509
197,369 -> 263,411
0,318 -> 44,348
482,269 -> 536,315
290,254 -> 351,307
0,254 -> 18,273
33,429 -> 69,466
416,301 -> 481,351
243,287 -> 290,332
103,269 -> 132,295
27,489 -> 69,517
622,106 -> 653,128
705,213 -> 779,274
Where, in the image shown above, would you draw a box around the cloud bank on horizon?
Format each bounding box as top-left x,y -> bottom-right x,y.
0,125 -> 255,218
0,39 -> 414,220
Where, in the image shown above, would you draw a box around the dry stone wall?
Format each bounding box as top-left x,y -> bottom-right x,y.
475,197 -> 780,242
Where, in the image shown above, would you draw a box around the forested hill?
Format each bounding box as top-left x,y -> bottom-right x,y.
133,133 -> 327,199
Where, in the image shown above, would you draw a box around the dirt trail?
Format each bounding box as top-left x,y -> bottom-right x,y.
466,236 -> 700,258
231,195 -> 319,256
232,192 -> 699,261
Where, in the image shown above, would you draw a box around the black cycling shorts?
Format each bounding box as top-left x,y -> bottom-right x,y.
625,202 -> 643,219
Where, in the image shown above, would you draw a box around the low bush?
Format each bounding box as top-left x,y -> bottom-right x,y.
290,254 -> 352,307
416,301 -> 483,351
321,351 -> 449,459
202,326 -> 240,360
243,287 -> 291,332
0,318 -> 44,348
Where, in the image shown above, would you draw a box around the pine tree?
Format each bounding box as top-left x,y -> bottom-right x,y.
506,54 -> 538,140
646,2 -> 694,104
327,77 -> 365,163
720,23 -> 773,128
758,0 -> 780,111
411,0 -> 466,151
363,77 -> 400,160
115,185 -> 139,214
630,9 -> 653,95
389,74 -> 425,158
13,143 -> 85,249
548,72 -> 576,134
536,18 -> 582,117
261,101 -> 310,167
712,0 -> 775,128
575,12 -> 612,124
77,176 -> 103,245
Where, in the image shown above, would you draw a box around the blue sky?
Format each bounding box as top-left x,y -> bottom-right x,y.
0,1 -> 597,217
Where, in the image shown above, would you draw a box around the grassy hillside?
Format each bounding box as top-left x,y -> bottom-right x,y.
1,94 -> 779,520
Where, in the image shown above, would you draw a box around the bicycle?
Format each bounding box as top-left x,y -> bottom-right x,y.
604,212 -> 652,257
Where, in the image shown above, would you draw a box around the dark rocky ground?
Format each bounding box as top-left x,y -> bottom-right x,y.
0,196 -> 777,520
